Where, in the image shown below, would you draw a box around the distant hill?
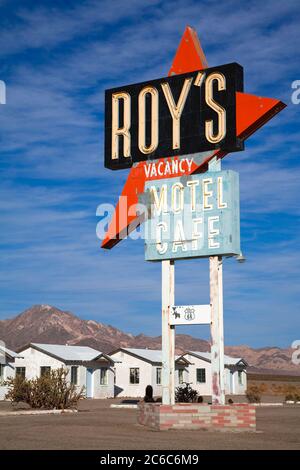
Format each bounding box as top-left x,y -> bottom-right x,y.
0,304 -> 210,354
0,304 -> 299,375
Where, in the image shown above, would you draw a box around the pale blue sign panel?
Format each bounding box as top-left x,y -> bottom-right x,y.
144,170 -> 240,261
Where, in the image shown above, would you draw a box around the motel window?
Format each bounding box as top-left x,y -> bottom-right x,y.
40,366 -> 51,377
196,368 -> 206,383
129,368 -> 139,384
16,367 -> 26,379
178,369 -> 184,385
238,371 -> 243,386
0,364 -> 5,381
71,366 -> 78,385
100,368 -> 108,385
156,367 -> 162,385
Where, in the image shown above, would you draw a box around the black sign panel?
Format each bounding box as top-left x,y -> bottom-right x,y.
104,62 -> 243,170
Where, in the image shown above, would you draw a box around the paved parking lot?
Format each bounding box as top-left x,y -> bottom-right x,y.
0,399 -> 299,450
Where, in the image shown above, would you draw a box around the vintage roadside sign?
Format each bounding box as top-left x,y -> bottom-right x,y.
101,27 -> 285,249
102,26 -> 286,408
169,305 -> 211,326
144,170 -> 240,261
105,63 -> 243,170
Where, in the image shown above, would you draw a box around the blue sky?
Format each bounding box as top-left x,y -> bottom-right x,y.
0,0 -> 299,348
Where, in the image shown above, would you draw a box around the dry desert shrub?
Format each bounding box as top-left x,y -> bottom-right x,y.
283,385 -> 300,402
246,384 -> 265,403
175,383 -> 199,403
5,367 -> 85,409
271,383 -> 285,395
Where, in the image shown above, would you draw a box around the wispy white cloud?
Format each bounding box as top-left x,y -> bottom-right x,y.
0,0 -> 160,57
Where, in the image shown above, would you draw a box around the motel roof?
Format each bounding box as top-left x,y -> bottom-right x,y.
110,348 -> 191,365
18,343 -> 114,363
0,344 -> 22,360
186,351 -> 248,367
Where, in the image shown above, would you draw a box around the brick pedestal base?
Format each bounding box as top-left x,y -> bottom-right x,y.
138,403 -> 256,432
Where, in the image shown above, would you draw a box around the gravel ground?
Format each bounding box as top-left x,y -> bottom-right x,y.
0,399 -> 299,450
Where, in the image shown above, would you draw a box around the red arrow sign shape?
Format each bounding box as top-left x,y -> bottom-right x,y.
101,26 -> 286,249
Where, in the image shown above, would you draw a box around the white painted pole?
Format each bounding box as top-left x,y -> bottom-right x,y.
210,255 -> 225,405
162,259 -> 175,405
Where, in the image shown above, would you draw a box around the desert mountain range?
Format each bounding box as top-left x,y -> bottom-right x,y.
0,305 -> 298,375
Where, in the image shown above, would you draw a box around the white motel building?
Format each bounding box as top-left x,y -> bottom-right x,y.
0,343 -> 247,400
182,351 -> 248,396
14,343 -> 115,399
0,344 -> 23,400
110,348 -> 192,398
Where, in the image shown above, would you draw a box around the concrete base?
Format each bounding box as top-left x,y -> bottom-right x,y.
138,403 -> 256,432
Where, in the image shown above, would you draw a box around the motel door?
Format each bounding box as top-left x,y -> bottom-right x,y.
86,368 -> 94,398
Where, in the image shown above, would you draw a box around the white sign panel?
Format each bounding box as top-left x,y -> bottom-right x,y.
169,305 -> 211,326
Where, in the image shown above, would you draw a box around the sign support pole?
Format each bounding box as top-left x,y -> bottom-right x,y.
208,156 -> 225,405
210,256 -> 225,405
162,259 -> 175,405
